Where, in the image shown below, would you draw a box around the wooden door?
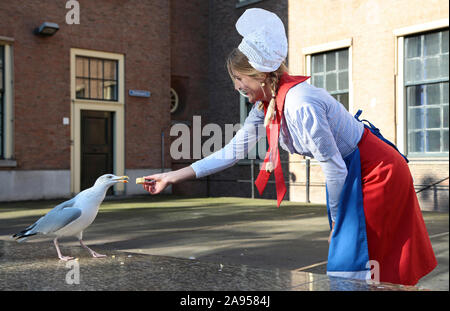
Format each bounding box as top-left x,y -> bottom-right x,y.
80,110 -> 114,194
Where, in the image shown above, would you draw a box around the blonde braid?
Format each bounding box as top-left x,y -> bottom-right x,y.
263,74 -> 279,128
263,75 -> 280,173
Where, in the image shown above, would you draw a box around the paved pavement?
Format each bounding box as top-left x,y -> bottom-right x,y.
0,195 -> 448,291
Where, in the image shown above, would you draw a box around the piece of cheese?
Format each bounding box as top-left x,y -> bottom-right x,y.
136,177 -> 146,184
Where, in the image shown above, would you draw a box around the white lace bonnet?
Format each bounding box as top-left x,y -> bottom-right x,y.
236,8 -> 288,73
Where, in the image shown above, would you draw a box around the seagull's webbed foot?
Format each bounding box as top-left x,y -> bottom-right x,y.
53,237 -> 74,261
91,251 -> 107,258
79,239 -> 106,258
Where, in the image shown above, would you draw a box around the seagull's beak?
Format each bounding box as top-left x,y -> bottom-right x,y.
114,176 -> 129,183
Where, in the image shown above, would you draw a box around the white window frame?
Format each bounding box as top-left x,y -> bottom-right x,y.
302,38 -> 354,113
0,36 -> 14,166
394,19 -> 449,156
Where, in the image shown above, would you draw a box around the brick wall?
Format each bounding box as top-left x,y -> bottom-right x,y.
169,0 -> 210,196
200,0 -> 289,200
0,0 -> 170,171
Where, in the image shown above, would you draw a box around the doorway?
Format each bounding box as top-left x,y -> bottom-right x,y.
80,110 -> 114,194
70,48 -> 125,195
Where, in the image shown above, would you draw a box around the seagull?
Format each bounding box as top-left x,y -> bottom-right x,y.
12,174 -> 129,261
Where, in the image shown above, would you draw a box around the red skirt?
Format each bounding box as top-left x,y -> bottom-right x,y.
359,128 -> 437,285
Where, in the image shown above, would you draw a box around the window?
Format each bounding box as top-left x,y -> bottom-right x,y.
311,49 -> 349,110
0,45 -> 4,158
405,29 -> 449,155
75,56 -> 118,101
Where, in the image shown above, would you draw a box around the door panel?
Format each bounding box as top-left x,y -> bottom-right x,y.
81,110 -> 114,194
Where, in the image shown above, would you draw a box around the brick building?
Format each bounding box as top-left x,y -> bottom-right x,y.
1,0 -> 448,212
0,0 -> 172,199
171,0 -> 290,200
180,0 -> 449,212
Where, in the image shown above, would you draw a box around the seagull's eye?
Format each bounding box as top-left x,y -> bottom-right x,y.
107,176 -> 112,179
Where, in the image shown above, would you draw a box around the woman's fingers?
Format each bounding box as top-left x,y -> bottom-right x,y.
142,175 -> 166,195
143,181 -> 156,194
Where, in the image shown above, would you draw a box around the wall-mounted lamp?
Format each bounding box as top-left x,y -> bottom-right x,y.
34,22 -> 60,36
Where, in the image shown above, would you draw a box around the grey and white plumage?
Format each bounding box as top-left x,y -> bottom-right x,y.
12,174 -> 129,261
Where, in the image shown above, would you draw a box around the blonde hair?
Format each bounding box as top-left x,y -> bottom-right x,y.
226,48 -> 288,128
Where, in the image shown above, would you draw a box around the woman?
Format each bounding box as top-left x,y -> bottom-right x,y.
142,8 -> 436,286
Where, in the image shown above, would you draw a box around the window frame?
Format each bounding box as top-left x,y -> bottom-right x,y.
0,37 -> 14,165
0,44 -> 4,159
394,19 -> 449,158
75,56 -> 119,102
303,38 -> 354,113
310,49 -> 350,110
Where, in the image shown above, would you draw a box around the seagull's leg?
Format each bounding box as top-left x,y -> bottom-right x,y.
53,237 -> 74,261
79,239 -> 106,258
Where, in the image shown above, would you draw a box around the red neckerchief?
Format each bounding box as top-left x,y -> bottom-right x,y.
254,73 -> 310,207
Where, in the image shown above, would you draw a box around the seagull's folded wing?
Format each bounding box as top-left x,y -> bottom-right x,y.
35,207 -> 82,234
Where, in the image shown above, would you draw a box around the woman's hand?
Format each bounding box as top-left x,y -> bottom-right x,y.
142,166 -> 196,195
328,221 -> 335,245
142,173 -> 171,195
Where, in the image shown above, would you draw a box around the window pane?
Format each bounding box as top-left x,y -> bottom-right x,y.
104,60 -> 117,80
312,55 -> 324,73
443,105 -> 449,127
426,107 -> 441,128
338,49 -> 348,70
90,80 -> 102,99
326,72 -> 337,91
90,59 -> 102,79
423,57 -> 439,80
406,36 -> 421,58
424,32 -> 440,56
338,71 -> 349,90
443,130 -> 449,151
426,130 -> 441,151
426,83 -> 440,106
409,107 -> 424,130
405,59 -> 422,82
326,52 -> 336,71
337,93 -> 349,110
76,78 -> 88,98
407,85 -> 424,107
76,57 -> 89,77
103,81 -> 117,100
442,30 -> 449,53
443,82 -> 449,104
313,75 -> 324,89
441,54 -> 449,78
409,131 -> 424,153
